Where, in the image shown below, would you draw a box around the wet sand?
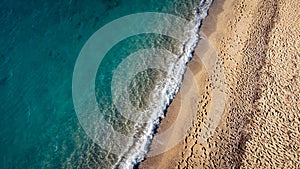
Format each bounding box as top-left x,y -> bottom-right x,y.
140,0 -> 300,168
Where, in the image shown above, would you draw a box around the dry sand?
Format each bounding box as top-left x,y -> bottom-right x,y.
140,0 -> 300,168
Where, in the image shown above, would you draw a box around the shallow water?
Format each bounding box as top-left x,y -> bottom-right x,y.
0,0 -> 206,168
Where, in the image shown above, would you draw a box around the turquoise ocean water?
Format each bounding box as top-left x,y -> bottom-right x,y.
0,0 -> 211,168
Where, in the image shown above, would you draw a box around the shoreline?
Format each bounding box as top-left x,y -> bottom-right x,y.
138,0 -> 223,167
140,0 -> 300,168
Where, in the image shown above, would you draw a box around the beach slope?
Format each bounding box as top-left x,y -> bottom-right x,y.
140,0 -> 300,168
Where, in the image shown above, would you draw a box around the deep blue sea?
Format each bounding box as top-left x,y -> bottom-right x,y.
0,0 -> 211,168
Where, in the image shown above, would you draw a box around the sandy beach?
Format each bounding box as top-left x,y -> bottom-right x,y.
140,0 -> 300,168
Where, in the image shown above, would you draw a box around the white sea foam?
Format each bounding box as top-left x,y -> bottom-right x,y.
114,0 -> 213,168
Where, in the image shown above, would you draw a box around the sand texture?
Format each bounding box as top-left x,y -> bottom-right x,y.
140,0 -> 300,168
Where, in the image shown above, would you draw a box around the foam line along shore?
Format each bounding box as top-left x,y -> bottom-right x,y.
115,0 -> 214,168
